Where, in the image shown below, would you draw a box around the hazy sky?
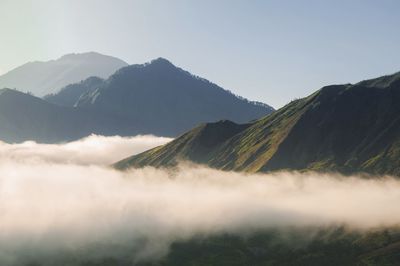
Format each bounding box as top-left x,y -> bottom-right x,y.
1,0 -> 400,107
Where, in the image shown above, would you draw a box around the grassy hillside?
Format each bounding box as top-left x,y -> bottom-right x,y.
115,120 -> 251,169
116,72 -> 400,176
147,228 -> 400,266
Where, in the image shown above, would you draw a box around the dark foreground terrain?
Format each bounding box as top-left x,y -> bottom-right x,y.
16,227 -> 400,266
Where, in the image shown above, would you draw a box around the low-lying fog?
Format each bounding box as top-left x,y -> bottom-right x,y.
0,135 -> 399,264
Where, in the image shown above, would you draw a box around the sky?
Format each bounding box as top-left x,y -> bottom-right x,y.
1,0 -> 400,108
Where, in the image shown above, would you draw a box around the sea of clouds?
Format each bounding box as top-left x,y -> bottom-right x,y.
0,134 -> 399,264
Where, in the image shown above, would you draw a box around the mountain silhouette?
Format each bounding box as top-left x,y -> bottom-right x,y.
0,52 -> 128,96
47,57 -> 274,137
0,58 -> 273,142
0,88 -> 144,143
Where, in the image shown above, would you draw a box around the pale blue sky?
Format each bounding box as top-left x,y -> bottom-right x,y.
1,0 -> 400,107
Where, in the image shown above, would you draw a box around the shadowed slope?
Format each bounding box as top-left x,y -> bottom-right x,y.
75,58 -> 274,136
44,58 -> 273,138
44,76 -> 104,107
0,88 -> 140,143
115,120 -> 250,169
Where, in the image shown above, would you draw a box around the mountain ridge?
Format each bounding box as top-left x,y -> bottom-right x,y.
47,57 -> 274,137
0,52 -> 128,96
115,71 -> 400,176
0,57 -> 274,142
0,88 -> 146,143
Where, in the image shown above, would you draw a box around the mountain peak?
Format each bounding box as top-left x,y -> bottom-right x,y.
150,57 -> 173,65
73,56 -> 273,136
60,52 -> 97,59
112,57 -> 176,76
147,57 -> 176,69
58,52 -> 127,63
0,52 -> 128,97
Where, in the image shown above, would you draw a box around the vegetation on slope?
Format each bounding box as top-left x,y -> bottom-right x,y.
116,72 -> 400,176
13,227 -> 400,266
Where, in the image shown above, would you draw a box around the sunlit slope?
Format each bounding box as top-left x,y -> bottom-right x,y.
115,120 -> 251,169
114,92 -> 315,171
117,71 -> 400,175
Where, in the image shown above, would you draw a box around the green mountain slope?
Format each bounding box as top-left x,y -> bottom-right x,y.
116,72 -> 400,176
115,120 -> 251,168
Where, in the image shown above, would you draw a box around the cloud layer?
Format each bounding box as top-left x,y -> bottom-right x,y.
0,134 -> 172,165
0,135 -> 399,264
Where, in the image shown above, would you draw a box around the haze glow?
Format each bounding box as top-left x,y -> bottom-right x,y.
1,0 -> 400,107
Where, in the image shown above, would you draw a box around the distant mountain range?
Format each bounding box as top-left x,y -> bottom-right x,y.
0,52 -> 128,96
0,88 -> 140,143
0,55 -> 273,142
116,71 -> 400,176
45,57 -> 274,137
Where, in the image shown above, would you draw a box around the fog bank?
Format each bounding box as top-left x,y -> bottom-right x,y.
0,135 -> 399,264
0,134 -> 172,165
